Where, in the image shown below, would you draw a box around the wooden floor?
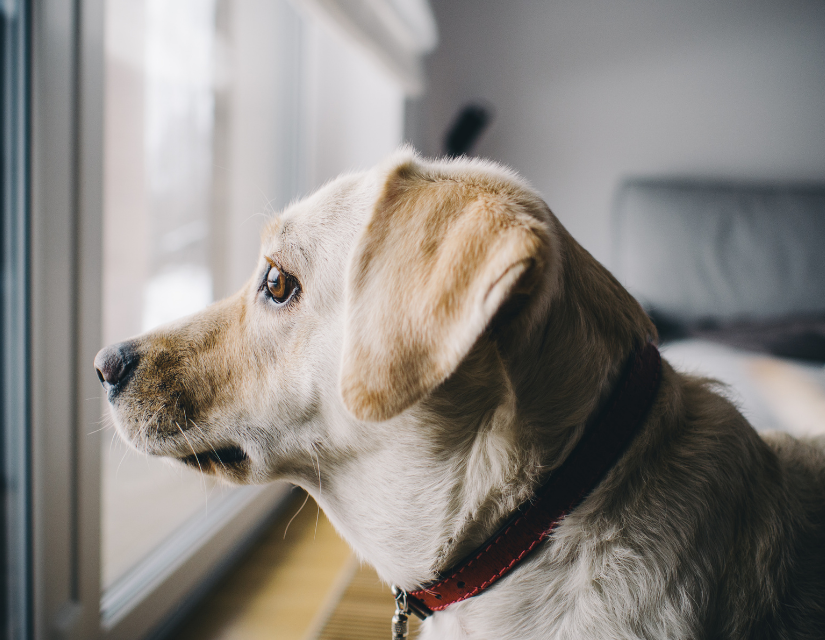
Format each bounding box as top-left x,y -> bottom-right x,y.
172,491 -> 419,640
313,562 -> 421,640
173,491 -> 353,640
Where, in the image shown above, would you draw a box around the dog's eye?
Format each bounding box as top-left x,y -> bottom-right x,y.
265,265 -> 295,304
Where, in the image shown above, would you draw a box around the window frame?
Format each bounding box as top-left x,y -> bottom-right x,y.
2,0 -> 31,637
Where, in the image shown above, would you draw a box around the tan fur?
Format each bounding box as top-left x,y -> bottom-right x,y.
99,149 -> 825,639
342,158 -> 554,421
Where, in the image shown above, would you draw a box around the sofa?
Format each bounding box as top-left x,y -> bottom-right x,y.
612,179 -> 825,436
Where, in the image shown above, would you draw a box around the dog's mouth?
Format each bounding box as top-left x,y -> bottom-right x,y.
178,445 -> 249,473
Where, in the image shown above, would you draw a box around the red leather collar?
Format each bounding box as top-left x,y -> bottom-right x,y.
404,342 -> 662,618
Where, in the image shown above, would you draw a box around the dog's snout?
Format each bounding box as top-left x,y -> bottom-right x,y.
94,342 -> 138,391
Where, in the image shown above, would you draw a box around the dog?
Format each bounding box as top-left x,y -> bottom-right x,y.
95,149 -> 825,639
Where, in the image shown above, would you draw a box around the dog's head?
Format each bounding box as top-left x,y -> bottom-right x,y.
96,150 -> 652,498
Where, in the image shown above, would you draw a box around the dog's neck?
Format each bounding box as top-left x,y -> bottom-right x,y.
309,233 -> 654,590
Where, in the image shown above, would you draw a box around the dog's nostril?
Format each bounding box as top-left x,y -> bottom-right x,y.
94,346 -> 125,387
94,342 -> 138,388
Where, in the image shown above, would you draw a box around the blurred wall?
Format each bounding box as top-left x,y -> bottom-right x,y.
414,0 -> 825,267
304,15 -> 406,190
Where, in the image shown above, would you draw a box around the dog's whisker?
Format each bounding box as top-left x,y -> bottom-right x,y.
137,407 -> 164,452
115,447 -> 130,481
245,210 -> 271,224
87,413 -> 115,435
91,411 -> 117,437
88,424 -> 113,436
141,435 -> 151,467
283,491 -> 310,539
309,443 -> 323,497
309,442 -> 323,540
175,420 -> 208,517
255,187 -> 279,219
190,419 -> 228,475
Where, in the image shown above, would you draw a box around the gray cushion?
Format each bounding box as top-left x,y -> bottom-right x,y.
613,180 -> 825,324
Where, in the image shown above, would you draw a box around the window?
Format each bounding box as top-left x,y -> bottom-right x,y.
18,1 -> 435,638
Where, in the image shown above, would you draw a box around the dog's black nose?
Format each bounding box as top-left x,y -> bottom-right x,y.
94,342 -> 138,390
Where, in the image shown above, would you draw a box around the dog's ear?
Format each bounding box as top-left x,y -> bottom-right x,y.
340,159 -> 550,421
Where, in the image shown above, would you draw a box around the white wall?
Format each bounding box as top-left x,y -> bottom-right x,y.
303,13 -> 406,190
416,0 -> 825,267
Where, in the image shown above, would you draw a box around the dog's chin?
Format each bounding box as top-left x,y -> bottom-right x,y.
108,408 -> 253,480
175,445 -> 251,481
